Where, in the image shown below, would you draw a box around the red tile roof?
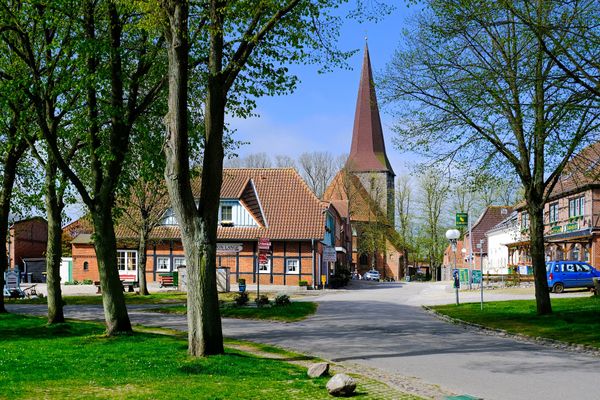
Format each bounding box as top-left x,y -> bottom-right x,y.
105,168 -> 326,242
465,206 -> 513,253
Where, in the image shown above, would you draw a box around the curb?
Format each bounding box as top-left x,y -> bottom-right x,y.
422,305 -> 600,358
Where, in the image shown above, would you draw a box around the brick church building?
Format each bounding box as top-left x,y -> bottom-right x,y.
323,44 -> 403,280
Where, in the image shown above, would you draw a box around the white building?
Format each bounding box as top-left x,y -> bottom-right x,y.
486,211 -> 521,274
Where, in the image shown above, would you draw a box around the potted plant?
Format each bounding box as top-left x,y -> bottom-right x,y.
238,278 -> 246,293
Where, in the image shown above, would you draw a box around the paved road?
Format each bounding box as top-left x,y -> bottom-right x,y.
8,281 -> 600,400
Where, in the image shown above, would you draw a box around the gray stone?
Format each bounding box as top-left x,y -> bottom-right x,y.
307,362 -> 329,378
326,373 -> 356,397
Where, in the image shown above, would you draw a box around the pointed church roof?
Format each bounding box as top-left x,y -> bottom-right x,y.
346,44 -> 395,176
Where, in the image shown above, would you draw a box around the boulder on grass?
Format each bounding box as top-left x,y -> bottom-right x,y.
307,362 -> 329,378
326,373 -> 356,397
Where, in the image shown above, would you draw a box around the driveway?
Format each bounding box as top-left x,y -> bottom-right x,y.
7,281 -> 600,400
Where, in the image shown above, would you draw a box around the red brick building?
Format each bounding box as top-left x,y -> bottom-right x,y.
510,142 -> 600,268
68,168 -> 350,287
8,217 -> 48,270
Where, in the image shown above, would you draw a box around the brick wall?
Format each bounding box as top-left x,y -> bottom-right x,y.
9,219 -> 48,269
71,239 -> 317,286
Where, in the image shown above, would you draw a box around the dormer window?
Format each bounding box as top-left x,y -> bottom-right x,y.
161,208 -> 178,226
220,204 -> 233,226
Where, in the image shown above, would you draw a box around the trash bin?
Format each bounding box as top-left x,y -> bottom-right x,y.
172,271 -> 178,286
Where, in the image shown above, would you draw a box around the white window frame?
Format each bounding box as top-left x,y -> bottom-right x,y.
521,213 -> 529,230
549,202 -> 558,223
221,204 -> 233,221
173,257 -> 186,269
569,196 -> 585,217
156,256 -> 171,272
258,259 -> 271,274
286,258 -> 300,274
117,250 -> 138,274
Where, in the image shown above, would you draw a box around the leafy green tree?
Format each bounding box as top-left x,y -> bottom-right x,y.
382,0 -> 600,314
1,0 -> 166,333
0,106 -> 30,314
158,0 -> 385,356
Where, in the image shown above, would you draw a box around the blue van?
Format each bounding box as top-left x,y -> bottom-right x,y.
545,261 -> 600,293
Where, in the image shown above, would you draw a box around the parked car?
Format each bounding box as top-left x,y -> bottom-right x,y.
363,269 -> 381,281
545,261 -> 600,293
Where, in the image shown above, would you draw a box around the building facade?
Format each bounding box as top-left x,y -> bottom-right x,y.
68,168 -> 350,287
8,217 -> 48,271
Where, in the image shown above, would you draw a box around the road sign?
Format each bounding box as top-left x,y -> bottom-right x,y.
258,252 -> 269,265
258,238 -> 271,250
456,213 -> 468,227
472,270 -> 482,284
322,246 -> 337,262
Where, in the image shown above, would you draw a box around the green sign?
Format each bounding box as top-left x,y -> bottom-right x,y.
565,222 -> 579,232
459,268 -> 469,283
549,225 -> 562,234
472,270 -> 482,284
456,213 -> 468,227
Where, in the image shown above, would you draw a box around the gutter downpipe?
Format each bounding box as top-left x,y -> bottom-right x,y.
311,238 -> 315,289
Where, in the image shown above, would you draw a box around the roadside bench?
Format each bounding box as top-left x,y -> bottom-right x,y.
93,275 -> 139,293
159,273 -> 175,288
120,274 -> 138,292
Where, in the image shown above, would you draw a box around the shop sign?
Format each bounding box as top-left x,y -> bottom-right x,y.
216,243 -> 243,254
549,225 -> 562,234
564,222 -> 579,232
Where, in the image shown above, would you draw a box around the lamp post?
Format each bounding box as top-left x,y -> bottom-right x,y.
446,229 -> 461,305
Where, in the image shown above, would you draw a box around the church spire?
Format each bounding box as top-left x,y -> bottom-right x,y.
346,44 -> 395,176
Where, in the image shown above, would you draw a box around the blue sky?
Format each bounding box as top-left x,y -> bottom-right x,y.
228,3 -> 422,178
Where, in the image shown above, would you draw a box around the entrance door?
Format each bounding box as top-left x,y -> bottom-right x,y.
117,250 -> 138,278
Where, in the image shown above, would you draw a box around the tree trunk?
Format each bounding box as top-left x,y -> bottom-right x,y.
0,142 -> 26,313
137,227 -> 150,296
529,202 -> 552,315
162,0 -> 223,356
45,158 -> 65,323
92,204 -> 132,334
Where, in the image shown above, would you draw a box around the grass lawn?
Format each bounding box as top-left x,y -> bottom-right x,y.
151,301 -> 318,322
0,314 -> 332,400
431,296 -> 600,348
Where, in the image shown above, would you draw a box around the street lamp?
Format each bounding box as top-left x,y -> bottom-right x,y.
446,229 -> 460,305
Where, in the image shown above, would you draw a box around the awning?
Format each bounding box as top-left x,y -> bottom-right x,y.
545,228 -> 592,243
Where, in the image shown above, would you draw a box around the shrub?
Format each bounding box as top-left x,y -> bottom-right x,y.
234,292 -> 249,306
329,266 -> 352,288
64,281 -> 73,286
255,295 -> 270,306
72,280 -> 79,285
298,280 -> 308,287
274,294 -> 291,306
82,279 -> 93,285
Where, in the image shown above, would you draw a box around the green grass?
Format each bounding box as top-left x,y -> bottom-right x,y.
0,314 -> 332,400
150,302 -> 318,322
431,296 -> 600,348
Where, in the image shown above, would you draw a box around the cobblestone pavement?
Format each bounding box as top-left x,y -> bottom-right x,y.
8,281 -> 600,400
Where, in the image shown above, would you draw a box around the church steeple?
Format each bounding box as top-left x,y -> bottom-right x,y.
346,44 -> 395,176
